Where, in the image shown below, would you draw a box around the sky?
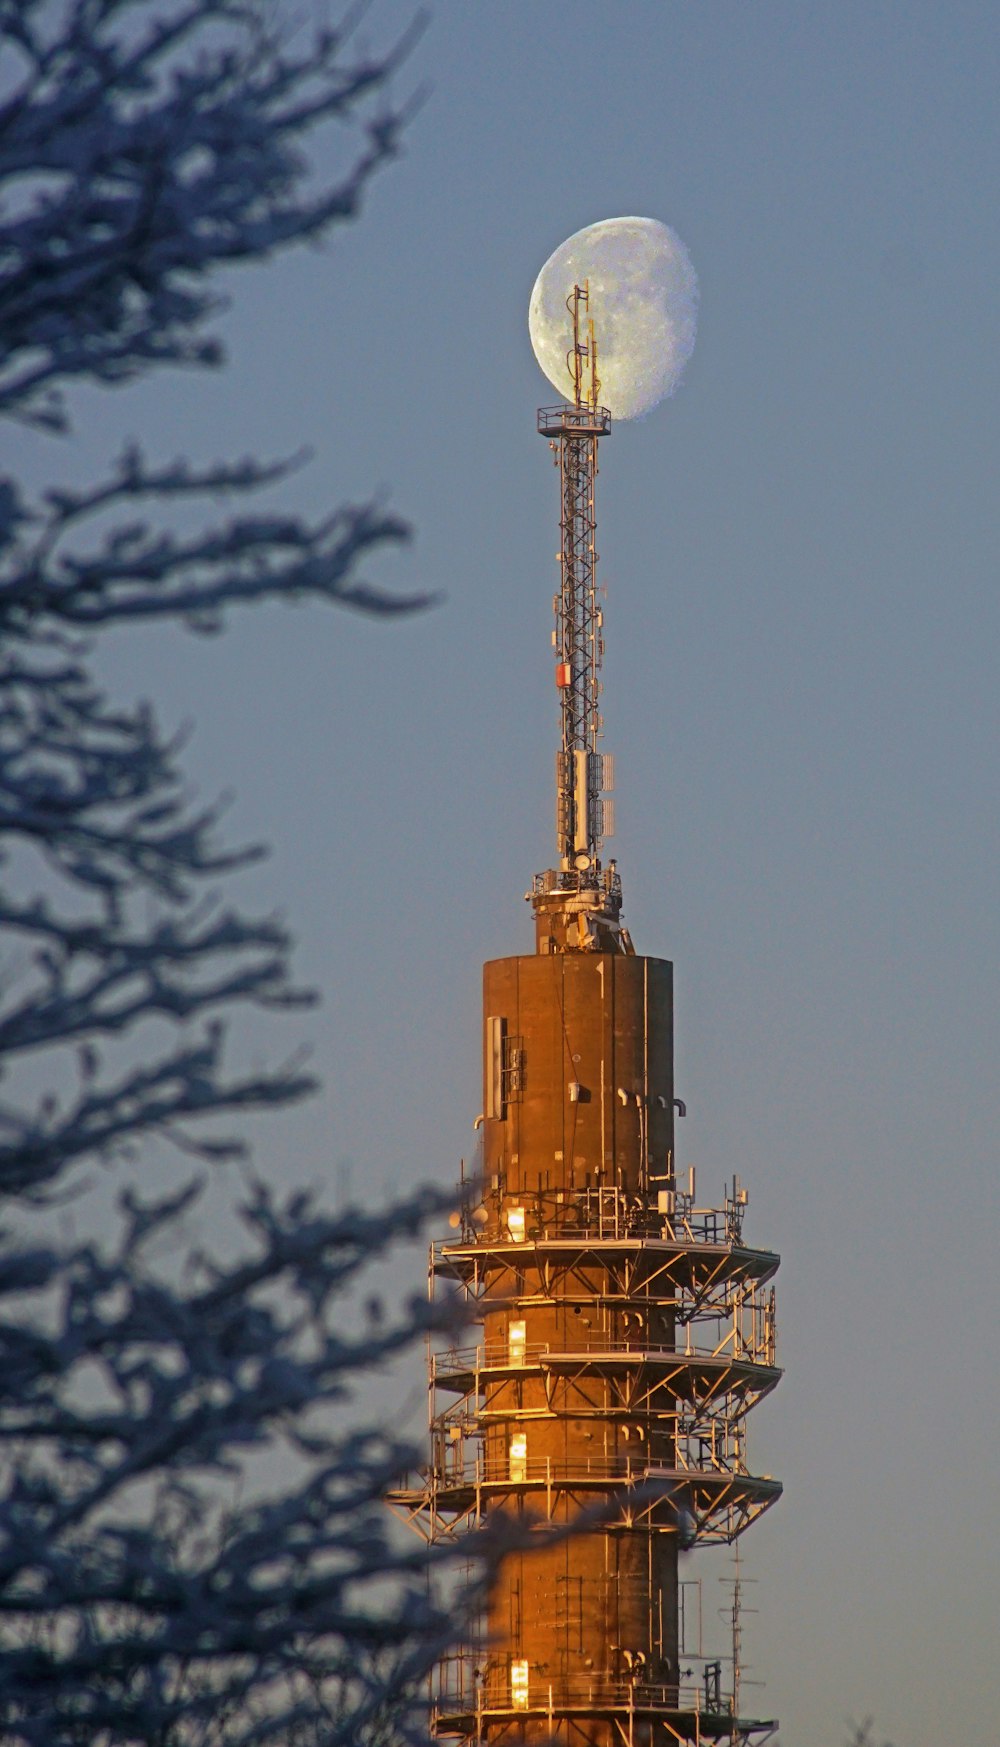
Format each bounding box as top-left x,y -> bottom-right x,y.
27,3 -> 1000,1743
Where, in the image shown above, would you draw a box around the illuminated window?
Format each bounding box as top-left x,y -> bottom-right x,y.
509,1319 -> 526,1364
509,1431 -> 527,1482
506,1205 -> 526,1243
510,1658 -> 529,1710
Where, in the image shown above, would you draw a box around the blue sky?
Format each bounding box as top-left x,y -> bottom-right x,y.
36,3 -> 999,1742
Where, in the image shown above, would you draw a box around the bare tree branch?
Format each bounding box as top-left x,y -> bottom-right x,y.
0,1180 -> 483,1747
0,0 -> 421,429
0,5 -> 485,1742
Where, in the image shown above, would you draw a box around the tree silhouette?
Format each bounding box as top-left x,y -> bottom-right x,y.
0,5 -> 484,1743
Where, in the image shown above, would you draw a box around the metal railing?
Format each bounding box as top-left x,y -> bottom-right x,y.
422,1441 -> 756,1492
443,1184 -> 766,1250
537,403 -> 612,437
531,862 -> 622,901
432,1660 -> 738,1721
430,1309 -> 777,1382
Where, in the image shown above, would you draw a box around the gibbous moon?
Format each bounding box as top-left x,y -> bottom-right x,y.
528,217 -> 698,420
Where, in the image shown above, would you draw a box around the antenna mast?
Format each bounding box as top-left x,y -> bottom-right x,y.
533,283 -> 630,955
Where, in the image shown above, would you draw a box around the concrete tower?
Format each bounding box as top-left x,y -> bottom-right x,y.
396,287 -> 782,1746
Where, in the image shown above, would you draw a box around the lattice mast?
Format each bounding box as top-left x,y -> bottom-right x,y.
550,283 -> 610,871
534,284 -> 624,953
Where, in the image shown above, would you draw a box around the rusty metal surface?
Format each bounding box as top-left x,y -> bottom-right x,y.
482,951 -> 674,1203
478,951 -> 680,1740
391,946 -> 782,1745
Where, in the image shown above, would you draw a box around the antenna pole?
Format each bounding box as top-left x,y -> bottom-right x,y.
533,286 -> 628,954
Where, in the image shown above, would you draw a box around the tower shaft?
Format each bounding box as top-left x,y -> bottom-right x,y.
412,955 -> 780,1747
477,950 -> 681,1740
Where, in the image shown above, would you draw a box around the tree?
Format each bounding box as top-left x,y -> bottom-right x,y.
0,4 -> 482,1742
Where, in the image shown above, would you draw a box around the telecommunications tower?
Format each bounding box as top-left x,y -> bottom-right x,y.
394,286 -> 782,1745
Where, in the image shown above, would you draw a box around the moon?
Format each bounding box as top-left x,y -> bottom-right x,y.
528,217 -> 698,420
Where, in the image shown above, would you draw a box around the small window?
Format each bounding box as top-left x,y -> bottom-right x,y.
511,1659 -> 529,1710
506,1206 -> 526,1243
509,1431 -> 527,1482
509,1319 -> 526,1364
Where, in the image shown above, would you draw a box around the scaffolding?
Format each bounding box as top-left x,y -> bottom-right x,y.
390,1181 -> 781,1744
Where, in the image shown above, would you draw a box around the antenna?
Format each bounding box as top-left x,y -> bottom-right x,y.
550,282 -> 607,875
565,280 -> 601,412
533,286 -> 627,954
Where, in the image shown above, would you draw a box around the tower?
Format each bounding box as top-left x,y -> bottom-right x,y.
395,286 -> 781,1745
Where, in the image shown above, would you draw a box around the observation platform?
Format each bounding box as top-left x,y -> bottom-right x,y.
432,1338 -> 779,1395
389,1182 -> 783,1544
391,1453 -> 781,1546
433,1185 -> 781,1299
431,1662 -> 777,1746
538,402 -> 612,437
